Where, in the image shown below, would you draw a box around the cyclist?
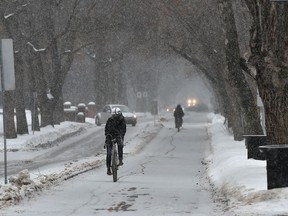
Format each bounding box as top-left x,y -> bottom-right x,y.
104,107 -> 126,175
173,104 -> 184,128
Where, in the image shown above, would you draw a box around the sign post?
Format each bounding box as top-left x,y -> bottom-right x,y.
0,39 -> 16,184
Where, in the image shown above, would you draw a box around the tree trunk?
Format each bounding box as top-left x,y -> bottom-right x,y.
14,54 -> 29,135
258,80 -> 288,144
40,99 -> 54,127
219,0 -> 263,135
243,1 -> 288,144
4,91 -> 17,138
29,90 -> 40,132
26,43 -> 46,129
94,59 -> 110,108
53,93 -> 64,124
224,81 -> 244,140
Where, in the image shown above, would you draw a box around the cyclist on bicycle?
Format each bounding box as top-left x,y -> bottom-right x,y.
174,104 -> 184,128
105,107 -> 126,175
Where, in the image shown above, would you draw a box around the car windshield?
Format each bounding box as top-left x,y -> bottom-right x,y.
112,105 -> 130,113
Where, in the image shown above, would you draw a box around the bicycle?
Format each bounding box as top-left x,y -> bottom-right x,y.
106,134 -> 122,182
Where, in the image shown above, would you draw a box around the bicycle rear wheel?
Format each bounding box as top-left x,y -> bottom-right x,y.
111,146 -> 118,182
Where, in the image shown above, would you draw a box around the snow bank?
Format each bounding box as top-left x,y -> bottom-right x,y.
3,122 -> 93,151
206,113 -> 288,215
0,157 -> 105,209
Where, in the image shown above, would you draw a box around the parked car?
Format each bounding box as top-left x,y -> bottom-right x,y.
95,104 -> 137,126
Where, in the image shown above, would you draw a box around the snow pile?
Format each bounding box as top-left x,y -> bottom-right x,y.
206,113 -> 288,215
4,122 -> 93,151
0,170 -> 33,204
0,157 -> 105,209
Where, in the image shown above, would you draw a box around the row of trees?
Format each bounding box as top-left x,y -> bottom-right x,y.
0,0 -> 162,138
0,0 -> 287,145
0,0 -> 98,136
160,0 -> 287,144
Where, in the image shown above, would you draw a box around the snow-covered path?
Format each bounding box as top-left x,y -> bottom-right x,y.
0,112 -> 223,215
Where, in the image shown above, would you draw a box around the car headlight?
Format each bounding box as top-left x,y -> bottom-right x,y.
133,114 -> 137,118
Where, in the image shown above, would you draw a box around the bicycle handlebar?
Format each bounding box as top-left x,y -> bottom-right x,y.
106,134 -> 123,143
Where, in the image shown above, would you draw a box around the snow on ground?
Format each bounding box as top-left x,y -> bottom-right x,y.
0,112 -> 288,215
206,113 -> 288,216
0,116 -> 99,208
0,112 -> 162,209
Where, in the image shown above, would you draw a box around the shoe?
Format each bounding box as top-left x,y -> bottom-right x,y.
118,160 -> 124,166
107,168 -> 112,175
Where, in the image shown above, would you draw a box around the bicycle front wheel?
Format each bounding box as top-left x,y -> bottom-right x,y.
111,147 -> 118,182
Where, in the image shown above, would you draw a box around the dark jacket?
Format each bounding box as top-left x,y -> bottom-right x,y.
174,105 -> 184,119
105,115 -> 126,139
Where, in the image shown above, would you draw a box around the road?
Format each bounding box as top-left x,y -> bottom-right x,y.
0,112 -> 225,215
0,115 -> 156,177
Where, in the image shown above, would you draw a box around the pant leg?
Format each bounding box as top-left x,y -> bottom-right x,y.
116,136 -> 123,161
105,137 -> 112,168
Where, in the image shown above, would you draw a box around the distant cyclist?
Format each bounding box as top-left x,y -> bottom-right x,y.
174,104 -> 184,128
104,107 -> 126,175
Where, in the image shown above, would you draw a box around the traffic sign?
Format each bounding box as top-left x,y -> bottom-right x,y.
0,39 -> 15,91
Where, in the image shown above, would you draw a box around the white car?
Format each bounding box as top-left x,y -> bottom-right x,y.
95,104 -> 137,126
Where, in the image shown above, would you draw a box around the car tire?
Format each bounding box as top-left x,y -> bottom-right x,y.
96,117 -> 101,126
132,122 -> 136,127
